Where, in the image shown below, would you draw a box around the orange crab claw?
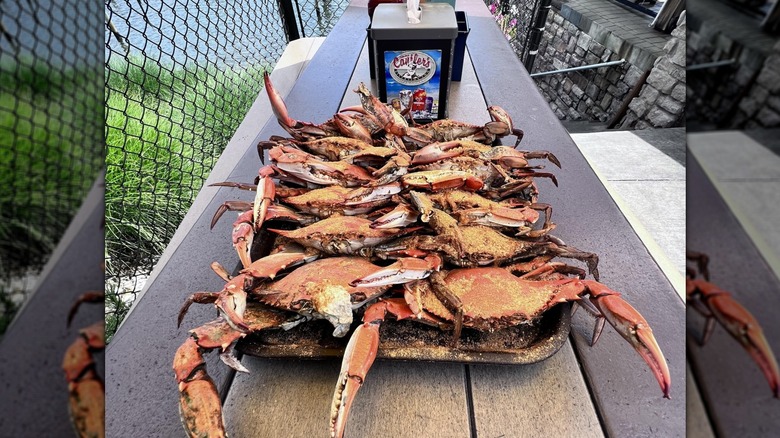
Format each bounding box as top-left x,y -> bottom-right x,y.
586,283 -> 671,398
705,286 -> 780,398
215,287 -> 250,333
333,113 -> 373,144
254,166 -> 277,231
174,338 -> 227,438
63,321 -> 105,438
264,71 -> 297,129
66,291 -> 104,327
330,321 -> 379,438
401,170 -> 484,192
411,141 -> 464,165
330,299 -> 414,438
231,211 -> 254,269
240,248 -> 317,279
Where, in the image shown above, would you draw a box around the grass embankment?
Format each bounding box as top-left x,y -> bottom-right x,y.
105,58 -> 268,338
0,61 -> 103,277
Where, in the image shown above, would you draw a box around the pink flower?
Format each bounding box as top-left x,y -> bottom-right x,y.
489,3 -> 498,14
509,18 -> 517,27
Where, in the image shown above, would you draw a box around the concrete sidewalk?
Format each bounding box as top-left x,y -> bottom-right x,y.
569,128 -> 686,295
688,130 -> 780,282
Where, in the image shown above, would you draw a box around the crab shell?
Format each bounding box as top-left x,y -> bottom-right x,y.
404,268 -> 582,331
257,257 -> 391,337
269,216 -> 409,255
281,184 -> 401,217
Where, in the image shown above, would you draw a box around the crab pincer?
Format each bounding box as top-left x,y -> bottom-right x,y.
687,277 -> 780,398
584,281 -> 672,399
330,299 -> 416,438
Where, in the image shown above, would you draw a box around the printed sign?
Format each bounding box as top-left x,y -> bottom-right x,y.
385,49 -> 441,119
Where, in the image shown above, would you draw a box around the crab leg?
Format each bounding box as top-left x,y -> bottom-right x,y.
690,280 -> 780,398
331,299 -> 414,438
580,281 -> 671,399
63,320 -> 105,438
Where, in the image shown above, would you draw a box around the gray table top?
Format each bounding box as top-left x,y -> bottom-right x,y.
105,1 -> 685,436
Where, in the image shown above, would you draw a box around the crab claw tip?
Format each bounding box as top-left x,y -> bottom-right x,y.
635,324 -> 671,398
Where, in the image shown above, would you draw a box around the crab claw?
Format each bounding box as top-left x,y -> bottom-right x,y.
487,105 -> 524,145
264,71 -> 297,129
706,290 -> 780,398
254,166 -> 277,231
350,255 -> 441,287
330,306 -> 383,438
231,211 -> 254,269
333,113 -> 373,144
66,291 -> 104,327
215,287 -> 250,333
370,203 -> 420,229
411,141 -> 463,165
586,283 -> 671,399
174,338 -> 227,438
401,170 -> 483,192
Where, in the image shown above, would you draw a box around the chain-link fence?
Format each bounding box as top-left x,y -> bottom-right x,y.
0,1 -> 104,335
104,0 -> 349,339
486,0 -> 539,67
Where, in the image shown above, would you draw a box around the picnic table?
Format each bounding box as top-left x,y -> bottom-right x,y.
106,0 -> 685,436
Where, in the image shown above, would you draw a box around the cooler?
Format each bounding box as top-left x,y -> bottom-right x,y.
370,3 -> 458,121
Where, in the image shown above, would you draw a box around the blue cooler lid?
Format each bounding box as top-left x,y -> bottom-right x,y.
371,3 -> 458,40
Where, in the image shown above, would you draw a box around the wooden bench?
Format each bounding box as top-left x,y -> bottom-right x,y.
106,1 -> 685,436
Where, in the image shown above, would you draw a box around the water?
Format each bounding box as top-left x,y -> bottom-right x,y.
105,0 -> 348,67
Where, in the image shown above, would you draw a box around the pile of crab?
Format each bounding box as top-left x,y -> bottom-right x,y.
173,73 -> 671,438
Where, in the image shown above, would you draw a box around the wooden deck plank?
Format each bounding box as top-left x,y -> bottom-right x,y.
0,175 -> 104,436
225,357 -> 470,437
104,4 -> 371,436
470,350 -> 603,438
686,150 -> 780,436
460,1 -> 685,436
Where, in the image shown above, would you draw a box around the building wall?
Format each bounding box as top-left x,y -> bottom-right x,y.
533,9 -> 644,122
686,11 -> 768,128
621,12 -> 686,129
531,5 -> 685,128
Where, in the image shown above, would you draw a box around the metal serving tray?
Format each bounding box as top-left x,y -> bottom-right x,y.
235,224 -> 573,365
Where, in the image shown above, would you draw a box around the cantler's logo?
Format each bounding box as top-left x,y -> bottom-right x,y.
389,51 -> 436,86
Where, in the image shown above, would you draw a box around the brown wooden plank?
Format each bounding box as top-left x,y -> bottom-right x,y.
460,0 -> 685,436
224,357 -> 470,437
104,4 -> 371,436
470,349 -> 603,437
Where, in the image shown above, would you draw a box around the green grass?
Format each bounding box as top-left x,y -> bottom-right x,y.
0,58 -> 103,277
104,57 -> 269,317
0,286 -> 20,337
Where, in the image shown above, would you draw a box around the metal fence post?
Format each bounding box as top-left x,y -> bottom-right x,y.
278,0 -> 301,41
524,0 -> 552,73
